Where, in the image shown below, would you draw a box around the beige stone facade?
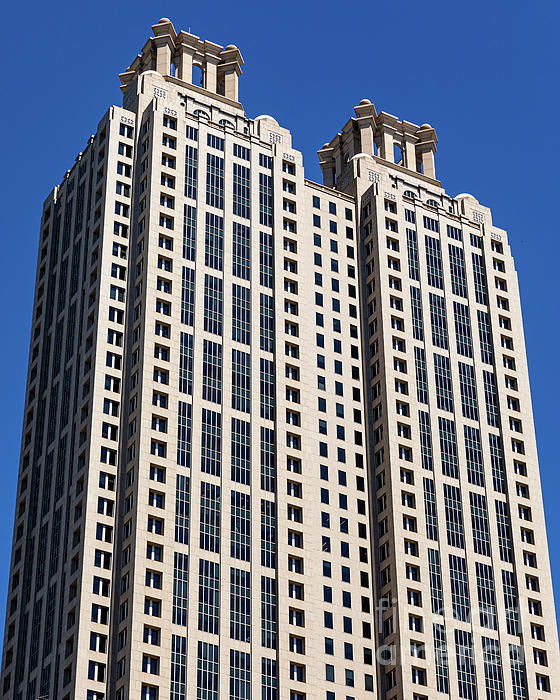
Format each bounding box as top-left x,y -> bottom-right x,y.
0,17 -> 558,700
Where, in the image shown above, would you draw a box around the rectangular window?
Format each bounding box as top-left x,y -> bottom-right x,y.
414,347 -> 429,404
464,425 -> 485,486
502,570 -> 520,636
489,433 -> 506,493
425,235 -> 443,288
179,332 -> 193,396
434,354 -> 453,412
428,550 -> 444,615
439,417 -> 458,478
183,204 -> 196,261
260,293 -> 275,352
261,500 -> 277,568
443,483 -> 464,548
423,478 -> 439,541
230,489 -> 251,564
232,350 -> 251,413
181,266 -> 195,326
231,419 -> 251,485
230,567 -> 251,642
483,371 -> 500,428
455,629 -> 477,698
233,222 -> 250,280
449,555 -> 470,622
198,559 -> 220,635
261,658 -> 278,699
429,293 -> 448,349
171,634 -> 187,700
229,649 -> 251,700
177,401 -> 192,468
478,310 -> 494,364
173,552 -> 189,626
201,408 -> 221,476
204,274 -> 223,336
259,173 -> 274,227
207,133 -> 224,150
260,426 -> 276,492
509,644 -> 528,700
424,216 -> 439,232
410,286 -> 424,341
175,474 -> 190,544
476,564 -> 498,630
232,285 -> 251,344
261,576 -> 278,649
418,411 -> 433,471
185,144 -> 198,200
202,340 -> 222,404
448,244 -> 468,297
458,362 -> 478,419
233,163 -> 251,218
200,482 -> 220,553
205,212 -> 224,270
470,493 -> 491,557
453,302 -> 473,357
472,252 -> 488,304
495,500 -> 513,563
260,153 -> 273,169
447,224 -> 462,241
229,568 -> 251,642
406,228 -> 420,281
233,143 -> 250,160
434,623 -> 450,693
206,153 -> 224,209
196,640 -> 219,700
259,231 -> 274,288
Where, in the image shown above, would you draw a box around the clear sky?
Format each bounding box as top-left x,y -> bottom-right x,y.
1,0 -> 558,641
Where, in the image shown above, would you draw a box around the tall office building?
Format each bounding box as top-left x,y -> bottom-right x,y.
0,17 -> 558,700
318,109 -> 560,699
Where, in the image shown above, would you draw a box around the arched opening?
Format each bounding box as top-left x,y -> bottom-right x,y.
169,61 -> 176,77
372,140 -> 379,157
393,143 -> 403,165
192,64 -> 204,88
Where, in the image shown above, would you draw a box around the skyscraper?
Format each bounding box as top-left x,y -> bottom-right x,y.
1,16 -> 557,700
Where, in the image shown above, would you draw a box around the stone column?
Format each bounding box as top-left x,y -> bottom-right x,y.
176,32 -> 200,85
380,128 -> 394,162
217,46 -> 243,101
354,100 -> 377,157
416,124 -> 438,179
178,46 -> 193,83
401,122 -> 418,171
421,149 -> 436,179
154,39 -> 172,75
151,19 -> 177,77
318,146 -> 336,188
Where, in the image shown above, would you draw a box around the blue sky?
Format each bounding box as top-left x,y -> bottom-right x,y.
1,0 -> 559,640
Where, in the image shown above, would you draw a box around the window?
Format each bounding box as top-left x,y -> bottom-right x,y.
423,216 -> 439,232
536,675 -> 550,692
409,615 -> 423,632
425,235 -> 443,287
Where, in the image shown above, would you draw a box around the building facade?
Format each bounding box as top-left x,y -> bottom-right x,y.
1,17 -> 558,700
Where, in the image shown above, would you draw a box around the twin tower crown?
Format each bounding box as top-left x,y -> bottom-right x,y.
119,18 -> 244,103
119,19 -> 438,182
